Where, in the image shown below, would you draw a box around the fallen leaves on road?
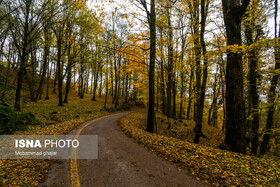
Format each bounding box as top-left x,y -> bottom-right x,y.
118,112 -> 280,186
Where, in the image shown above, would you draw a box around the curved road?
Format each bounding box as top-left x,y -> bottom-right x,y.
39,112 -> 207,187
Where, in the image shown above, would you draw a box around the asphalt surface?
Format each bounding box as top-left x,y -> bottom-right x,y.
39,111 -> 207,187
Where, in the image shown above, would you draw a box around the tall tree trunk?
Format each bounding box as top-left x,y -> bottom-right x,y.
208,69 -> 218,126
159,28 -> 166,114
63,67 -> 72,103
53,67 -> 57,94
125,69 -> 129,103
173,64 -> 176,117
244,15 -> 261,155
173,41 -> 178,117
90,71 -> 93,94
84,72 -> 87,95
113,57 -> 119,108
179,32 -> 186,119
260,3 -> 280,155
80,65 -> 85,99
15,60 -> 25,111
92,70 -> 99,101
179,73 -> 184,119
0,51 -> 11,105
14,2 -> 31,111
104,55 -> 109,108
146,0 -> 156,133
194,0 -> 210,143
35,26 -> 49,102
167,5 -> 173,125
57,38 -> 63,106
99,71 -> 103,97
187,64 -> 194,120
27,47 -> 36,102
211,98 -> 219,127
222,0 -> 251,153
45,61 -> 53,100
110,60 -> 114,97
193,0 -> 202,143
63,43 -> 73,103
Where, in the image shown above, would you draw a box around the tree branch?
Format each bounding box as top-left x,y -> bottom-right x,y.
240,0 -> 251,16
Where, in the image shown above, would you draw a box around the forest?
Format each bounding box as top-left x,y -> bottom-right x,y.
0,0 -> 279,186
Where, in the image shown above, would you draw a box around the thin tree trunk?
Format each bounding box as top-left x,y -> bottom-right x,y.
63,43 -> 73,103
26,48 -> 36,102
0,53 -> 11,105
193,0 -> 202,143
90,71 -> 93,94
167,5 -> 173,126
92,70 -> 99,101
244,17 -> 261,155
125,69 -> 129,103
99,71 -> 103,97
104,54 -> 109,108
35,26 -> 49,102
53,68 -> 57,94
15,7 -> 30,111
45,61 -> 52,100
159,28 -> 166,114
57,40 -> 64,106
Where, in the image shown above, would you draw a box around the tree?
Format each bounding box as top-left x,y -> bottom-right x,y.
136,0 -> 157,133
166,1 -> 174,126
242,0 -> 267,155
52,9 -> 67,106
260,0 -> 280,155
35,22 -> 51,102
5,0 -> 53,111
222,0 -> 251,153
193,0 -> 210,144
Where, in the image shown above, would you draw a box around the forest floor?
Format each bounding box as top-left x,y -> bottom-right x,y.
154,112 -> 225,148
118,111 -> 280,186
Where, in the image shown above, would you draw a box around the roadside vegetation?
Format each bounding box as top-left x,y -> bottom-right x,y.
119,111 -> 280,186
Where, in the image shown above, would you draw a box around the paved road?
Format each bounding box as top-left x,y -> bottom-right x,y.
39,112 -> 207,187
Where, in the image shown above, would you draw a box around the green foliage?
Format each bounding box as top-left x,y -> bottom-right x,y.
0,105 -> 39,134
0,105 -> 25,134
119,103 -> 131,111
18,112 -> 41,126
119,112 -> 280,186
101,106 -> 118,113
101,103 -> 131,113
0,75 -> 14,90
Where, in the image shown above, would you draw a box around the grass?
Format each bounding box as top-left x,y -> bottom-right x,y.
118,111 -> 280,186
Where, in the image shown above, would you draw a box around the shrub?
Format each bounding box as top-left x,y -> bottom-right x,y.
0,105 -> 40,134
18,112 -> 41,126
119,103 -> 131,111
